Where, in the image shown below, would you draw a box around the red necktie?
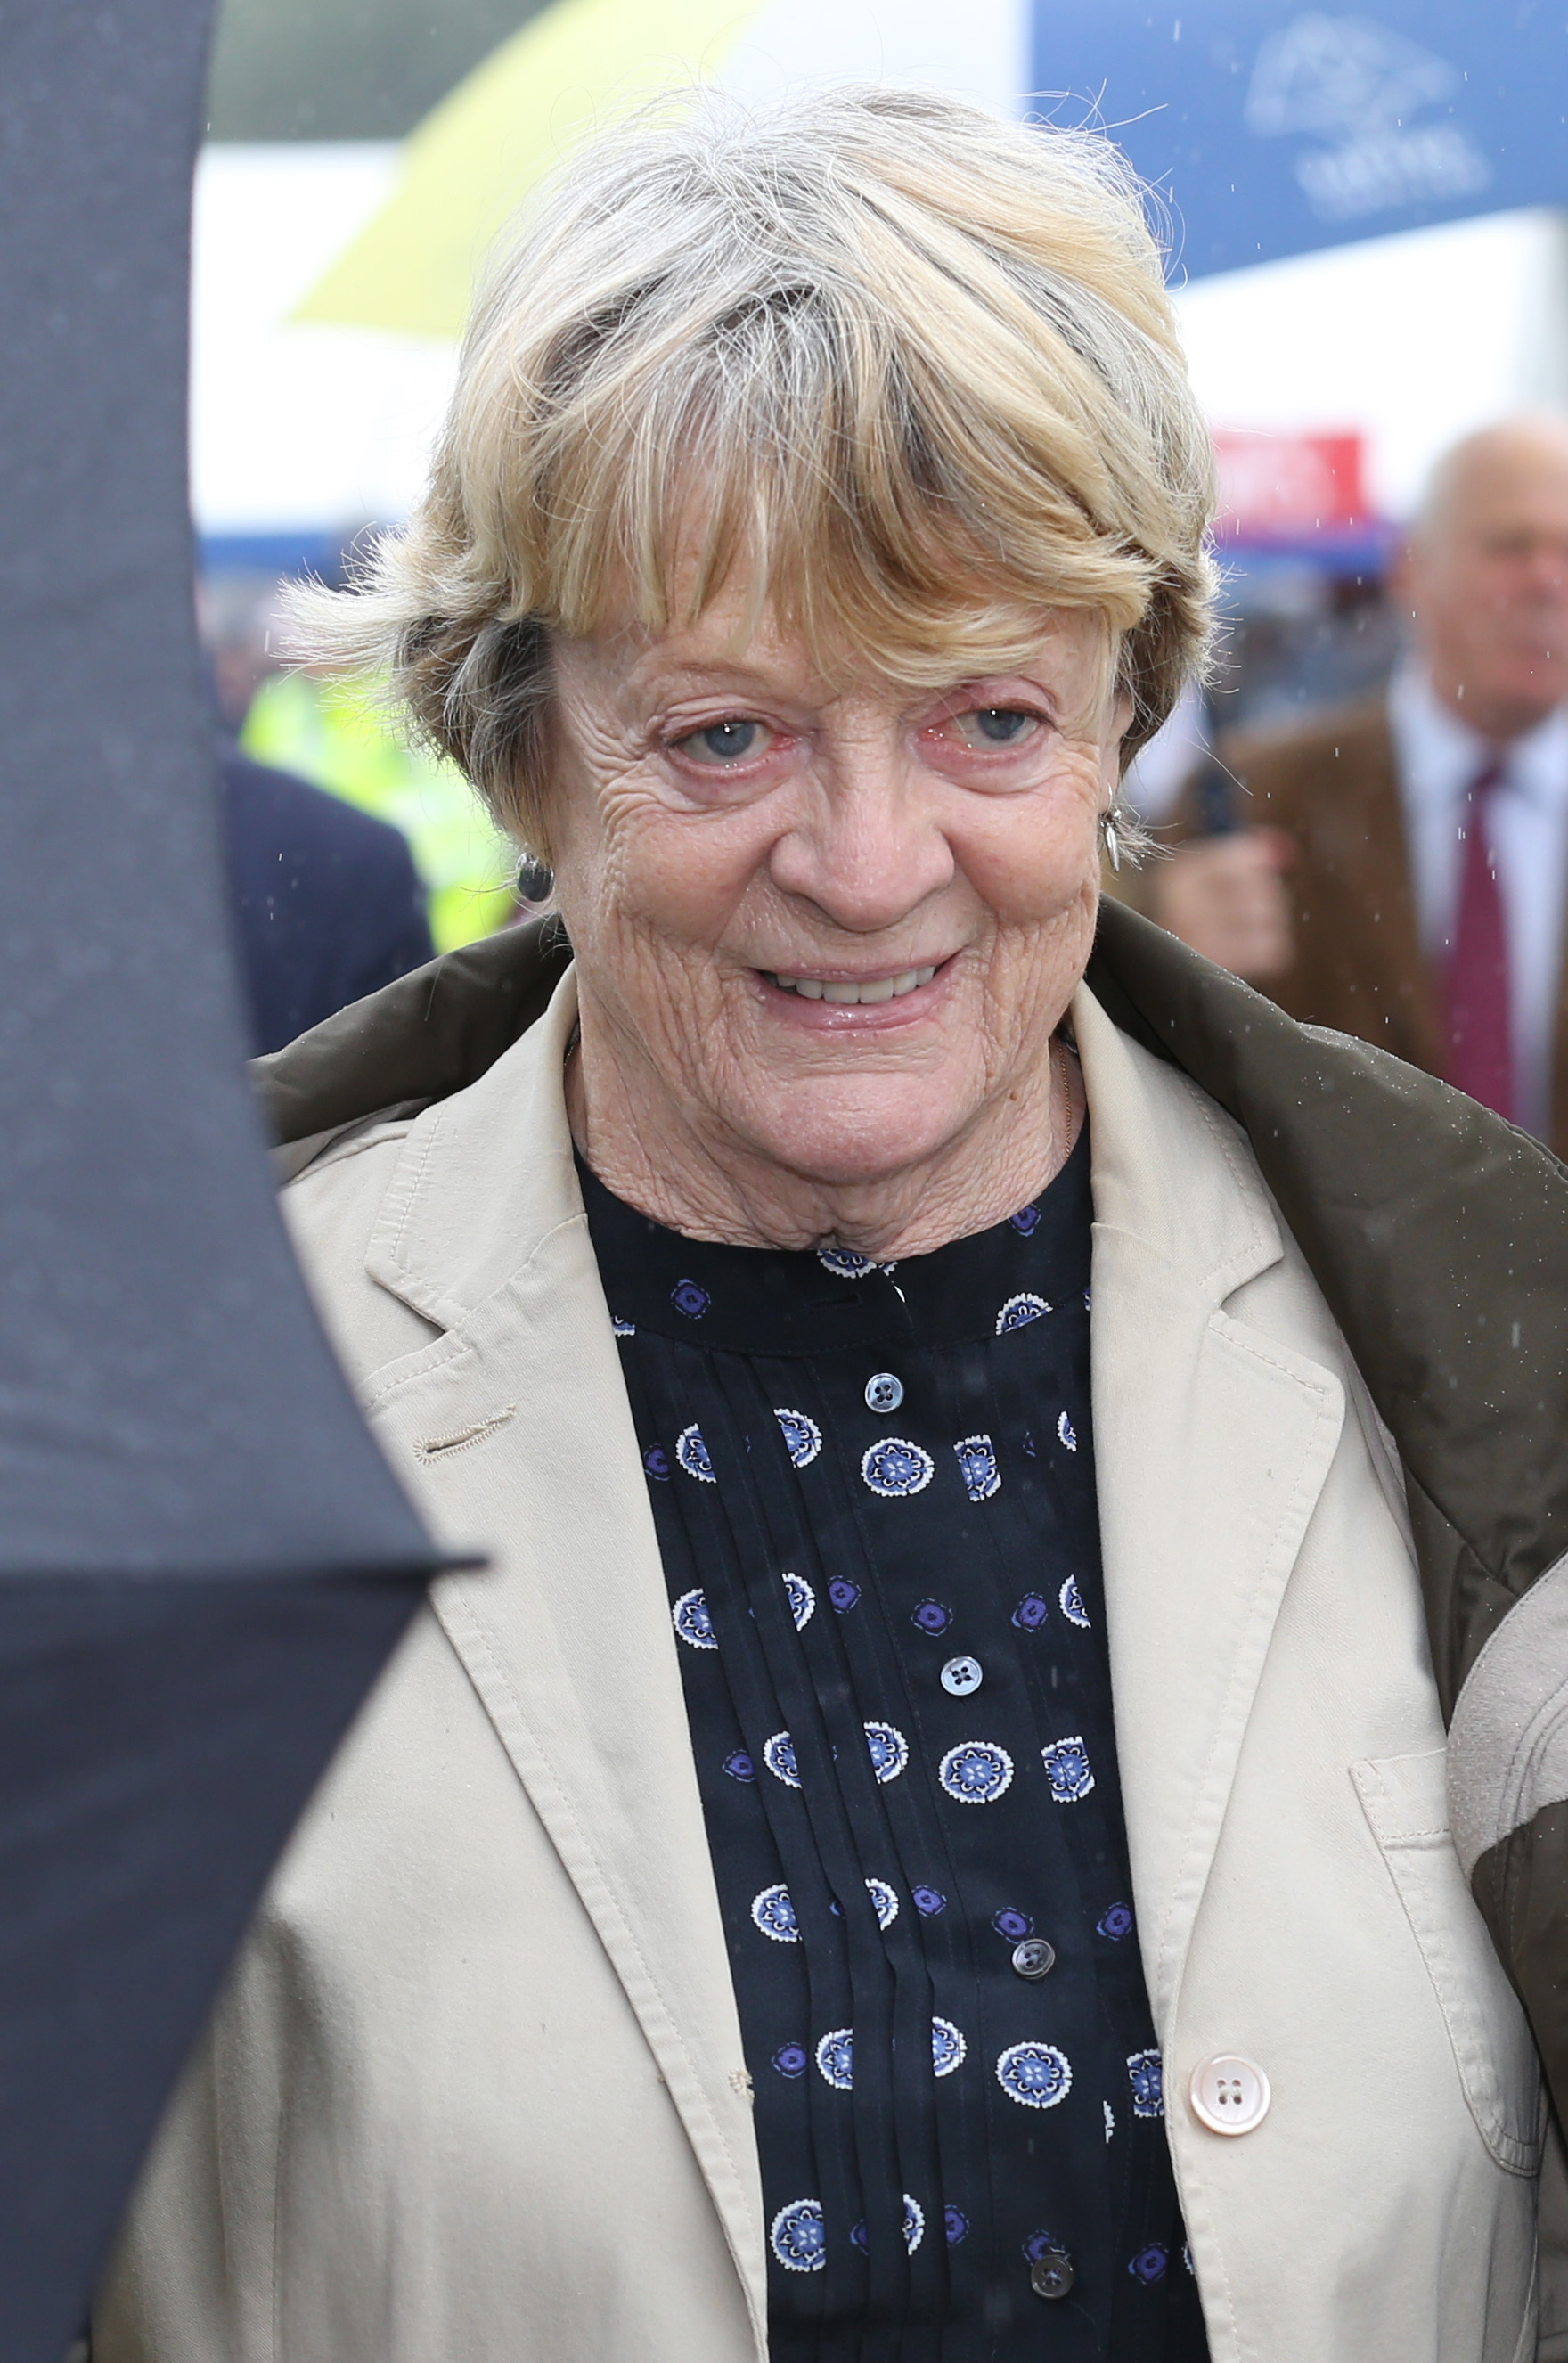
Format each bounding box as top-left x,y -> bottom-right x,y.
1442,758 -> 1514,1121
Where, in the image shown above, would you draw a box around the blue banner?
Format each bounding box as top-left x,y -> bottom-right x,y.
1032,2 -> 1568,275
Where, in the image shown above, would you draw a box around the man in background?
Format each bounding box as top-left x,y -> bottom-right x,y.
1151,417 -> 1568,1152
200,573 -> 435,1053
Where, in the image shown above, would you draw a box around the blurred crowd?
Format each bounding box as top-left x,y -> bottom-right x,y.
1134,415 -> 1568,1154
202,414 -> 1568,1136
197,566 -> 518,1053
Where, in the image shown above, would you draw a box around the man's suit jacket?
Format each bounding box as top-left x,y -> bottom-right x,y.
1216,698 -> 1568,1160
96,969 -> 1540,2363
218,740 -> 435,1055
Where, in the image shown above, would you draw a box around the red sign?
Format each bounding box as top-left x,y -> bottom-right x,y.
1212,429 -> 1370,537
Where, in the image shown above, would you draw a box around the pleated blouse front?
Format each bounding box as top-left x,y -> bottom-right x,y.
581,1132 -> 1206,2363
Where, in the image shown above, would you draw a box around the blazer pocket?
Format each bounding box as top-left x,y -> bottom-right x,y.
1352,1748 -> 1544,2177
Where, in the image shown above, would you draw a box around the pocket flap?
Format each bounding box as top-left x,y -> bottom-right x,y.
1352,1746 -> 1450,1847
1352,1749 -> 1542,2177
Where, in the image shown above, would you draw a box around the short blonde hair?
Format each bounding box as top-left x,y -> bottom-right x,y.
290,85 -> 1217,854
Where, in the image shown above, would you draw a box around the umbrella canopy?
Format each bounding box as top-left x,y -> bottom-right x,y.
0,4 -> 440,2355
1032,0 -> 1568,276
293,0 -> 763,340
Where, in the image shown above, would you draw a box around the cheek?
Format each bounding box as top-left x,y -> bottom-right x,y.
556,781 -> 777,956
951,767 -> 1104,923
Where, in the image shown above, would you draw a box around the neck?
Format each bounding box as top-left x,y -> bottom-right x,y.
563,1025 -> 1083,1258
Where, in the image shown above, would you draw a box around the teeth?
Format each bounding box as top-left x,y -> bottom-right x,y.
769,965 -> 938,1004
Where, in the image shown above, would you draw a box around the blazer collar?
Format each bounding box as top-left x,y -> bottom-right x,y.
1073,985 -> 1345,2032
355,970 -> 768,2351
363,965 -> 585,1329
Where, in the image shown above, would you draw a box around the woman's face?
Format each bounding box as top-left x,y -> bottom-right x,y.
547,577 -> 1128,1203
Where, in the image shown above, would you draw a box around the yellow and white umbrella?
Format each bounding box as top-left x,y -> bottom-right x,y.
293,0 -> 766,340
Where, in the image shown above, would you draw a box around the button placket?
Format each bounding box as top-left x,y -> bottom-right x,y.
864,1371 -> 904,1413
940,1655 -> 984,1697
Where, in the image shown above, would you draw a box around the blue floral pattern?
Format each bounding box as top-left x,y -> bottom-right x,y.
865,1877 -> 899,1929
771,2198 -> 827,2272
1059,1573 -> 1090,1628
953,1432 -> 1001,1502
996,2040 -> 1074,2110
763,1731 -> 801,1788
1057,1410 -> 1078,1453
781,1569 -> 814,1631
1128,2048 -> 1164,2120
902,2195 -> 925,2254
816,2028 -> 854,2089
938,1740 -> 1015,1805
931,2016 -> 967,2076
996,1290 -> 1050,1332
773,1406 -> 821,1468
672,1587 -> 717,1650
861,1436 -> 935,1498
863,1721 -> 909,1783
1041,1735 -> 1095,1803
817,1246 -> 877,1279
675,1423 -> 715,1483
752,1884 -> 800,1943
671,1277 -> 710,1320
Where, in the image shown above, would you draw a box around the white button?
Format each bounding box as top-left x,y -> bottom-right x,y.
865,1371 -> 903,1412
940,1655 -> 984,1696
1188,2054 -> 1270,2137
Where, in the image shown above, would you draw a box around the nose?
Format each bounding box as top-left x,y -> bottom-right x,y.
767,733 -> 955,935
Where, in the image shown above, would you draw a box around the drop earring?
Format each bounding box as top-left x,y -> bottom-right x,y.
1100,808 -> 1121,874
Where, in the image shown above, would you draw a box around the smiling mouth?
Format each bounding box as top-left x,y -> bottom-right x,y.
762,965 -> 940,1006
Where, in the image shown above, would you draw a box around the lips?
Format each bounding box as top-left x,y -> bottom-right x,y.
763,966 -> 938,1006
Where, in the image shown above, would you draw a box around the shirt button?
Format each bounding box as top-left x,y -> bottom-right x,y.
940,1655 -> 983,1696
1188,2053 -> 1271,2136
1029,2248 -> 1074,2301
1011,1936 -> 1057,1980
864,1371 -> 903,1412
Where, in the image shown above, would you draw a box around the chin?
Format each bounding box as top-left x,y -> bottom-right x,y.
736,1079 -> 971,1192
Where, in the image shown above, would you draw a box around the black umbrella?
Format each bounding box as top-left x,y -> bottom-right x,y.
0,5 -> 441,2355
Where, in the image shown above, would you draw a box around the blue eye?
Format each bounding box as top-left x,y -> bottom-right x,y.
682,719 -> 762,764
972,707 -> 1032,743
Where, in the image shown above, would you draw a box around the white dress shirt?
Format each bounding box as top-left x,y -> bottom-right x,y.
1387,664 -> 1568,1139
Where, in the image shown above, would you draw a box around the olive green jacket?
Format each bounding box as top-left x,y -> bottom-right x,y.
254,894 -> 1568,2185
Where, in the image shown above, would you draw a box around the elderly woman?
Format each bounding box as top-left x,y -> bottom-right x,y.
101,86 -> 1561,2363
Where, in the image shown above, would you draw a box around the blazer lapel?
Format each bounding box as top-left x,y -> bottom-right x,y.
1073,986 -> 1346,2034
350,974 -> 768,2351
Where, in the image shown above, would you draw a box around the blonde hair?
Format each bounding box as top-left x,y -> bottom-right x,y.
289,85 -> 1217,855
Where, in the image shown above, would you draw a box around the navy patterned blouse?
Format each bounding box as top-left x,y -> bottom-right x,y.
581,1129 -> 1207,2362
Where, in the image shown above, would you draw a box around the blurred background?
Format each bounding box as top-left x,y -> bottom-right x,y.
193,0 -> 1568,1035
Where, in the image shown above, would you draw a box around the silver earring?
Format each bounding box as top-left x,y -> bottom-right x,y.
1100,809 -> 1121,873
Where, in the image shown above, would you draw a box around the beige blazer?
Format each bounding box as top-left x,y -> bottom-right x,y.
98,972 -> 1544,2363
